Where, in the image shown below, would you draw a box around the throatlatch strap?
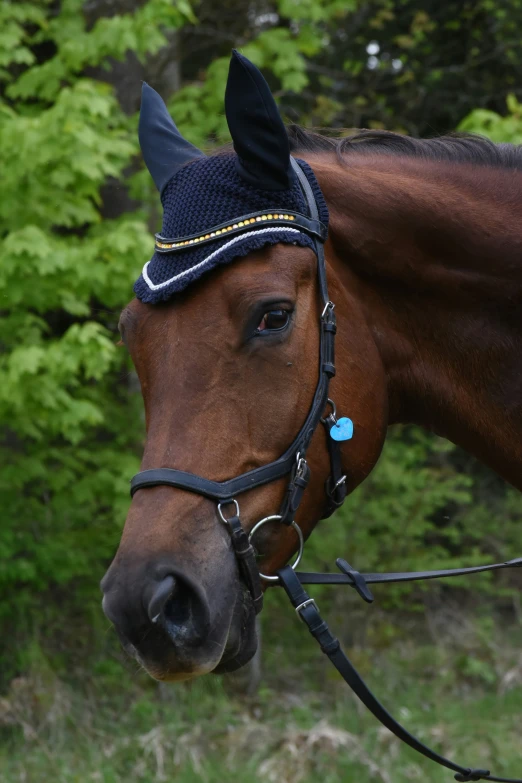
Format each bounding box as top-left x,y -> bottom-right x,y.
277,565 -> 522,783
321,413 -> 347,516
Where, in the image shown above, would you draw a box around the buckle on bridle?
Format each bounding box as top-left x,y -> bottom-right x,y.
295,597 -> 318,617
295,452 -> 308,476
331,475 -> 347,490
321,300 -> 335,320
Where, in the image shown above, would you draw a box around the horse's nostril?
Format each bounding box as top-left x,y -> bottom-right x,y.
147,575 -> 177,624
163,590 -> 191,630
145,573 -> 210,645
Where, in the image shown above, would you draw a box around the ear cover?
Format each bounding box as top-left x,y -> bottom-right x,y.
225,49 -> 294,191
139,82 -> 205,194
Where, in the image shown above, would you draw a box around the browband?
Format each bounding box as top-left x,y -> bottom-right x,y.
155,209 -> 327,253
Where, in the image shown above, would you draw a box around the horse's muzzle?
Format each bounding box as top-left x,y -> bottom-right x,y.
100,559 -> 257,680
101,564 -> 217,676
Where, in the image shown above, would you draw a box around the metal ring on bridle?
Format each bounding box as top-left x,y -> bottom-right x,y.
248,515 -> 304,583
217,499 -> 240,525
320,397 -> 337,423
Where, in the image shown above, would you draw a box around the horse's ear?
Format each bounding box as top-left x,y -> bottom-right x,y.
139,82 -> 205,194
225,50 -> 294,191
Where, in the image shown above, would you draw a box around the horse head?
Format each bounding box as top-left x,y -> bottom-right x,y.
101,51 -> 388,681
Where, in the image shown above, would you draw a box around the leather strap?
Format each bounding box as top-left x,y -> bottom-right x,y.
131,458 -> 304,500
225,515 -> 263,615
322,413 -> 348,516
279,458 -> 311,525
293,557 -> 522,586
277,565 -> 522,783
289,158 -> 329,306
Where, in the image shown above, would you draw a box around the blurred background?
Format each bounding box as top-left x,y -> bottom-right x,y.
1,1 -> 522,781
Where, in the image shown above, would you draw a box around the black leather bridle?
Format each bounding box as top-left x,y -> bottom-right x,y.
131,157 -> 347,613
130,158 -> 522,783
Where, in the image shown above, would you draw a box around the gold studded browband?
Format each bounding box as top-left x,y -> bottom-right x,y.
154,209 -> 327,254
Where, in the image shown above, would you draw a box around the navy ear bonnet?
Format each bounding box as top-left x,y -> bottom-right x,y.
134,155 -> 328,303
134,51 -> 329,304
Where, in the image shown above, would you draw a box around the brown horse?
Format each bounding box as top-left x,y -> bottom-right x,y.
101,69 -> 522,683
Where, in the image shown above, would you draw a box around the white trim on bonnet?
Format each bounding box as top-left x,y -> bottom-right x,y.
141,227 -> 304,291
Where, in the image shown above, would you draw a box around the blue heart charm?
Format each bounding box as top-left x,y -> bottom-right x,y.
330,417 -> 354,442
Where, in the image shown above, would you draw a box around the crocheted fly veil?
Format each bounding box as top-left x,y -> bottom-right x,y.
135,50 -> 329,304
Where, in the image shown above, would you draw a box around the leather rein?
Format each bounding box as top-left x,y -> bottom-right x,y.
130,158 -> 522,783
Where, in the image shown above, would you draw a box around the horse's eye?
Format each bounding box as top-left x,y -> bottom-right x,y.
256,309 -> 291,334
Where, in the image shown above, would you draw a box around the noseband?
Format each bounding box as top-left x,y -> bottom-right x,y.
130,158 -> 522,783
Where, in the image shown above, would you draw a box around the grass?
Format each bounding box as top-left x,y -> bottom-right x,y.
2,608 -> 522,783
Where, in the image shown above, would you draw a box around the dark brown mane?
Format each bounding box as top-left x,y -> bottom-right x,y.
287,125 -> 522,171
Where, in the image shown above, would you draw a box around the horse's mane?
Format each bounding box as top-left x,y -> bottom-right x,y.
287,125 -> 522,171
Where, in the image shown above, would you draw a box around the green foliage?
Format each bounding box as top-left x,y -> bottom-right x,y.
2,0 -> 195,101
0,0 -> 193,667
459,94 -> 522,143
171,0 -> 354,145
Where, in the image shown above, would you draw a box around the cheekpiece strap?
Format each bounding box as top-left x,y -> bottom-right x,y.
225,514 -> 264,615
155,209 -> 327,253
